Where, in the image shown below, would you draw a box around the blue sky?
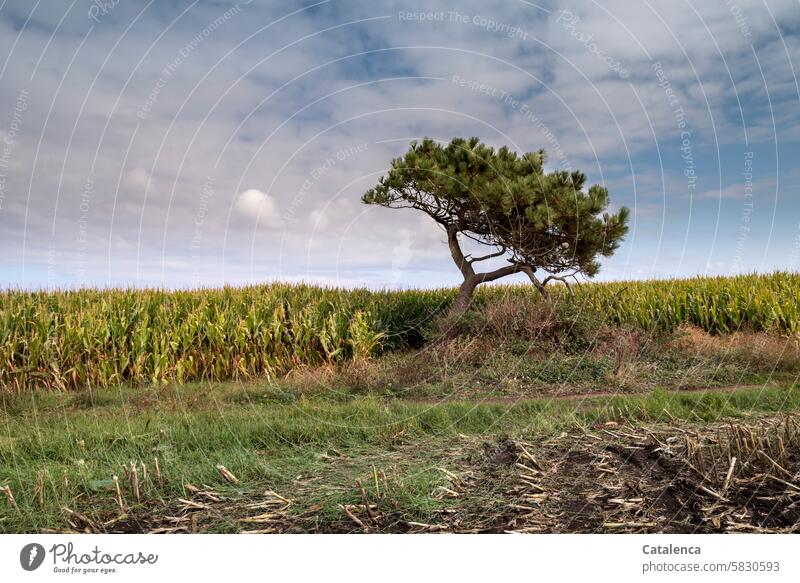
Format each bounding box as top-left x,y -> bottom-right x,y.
0,0 -> 798,290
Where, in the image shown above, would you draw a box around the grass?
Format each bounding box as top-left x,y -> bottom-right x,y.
2,380 -> 799,532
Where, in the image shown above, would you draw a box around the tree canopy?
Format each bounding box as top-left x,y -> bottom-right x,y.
363,137 -> 629,313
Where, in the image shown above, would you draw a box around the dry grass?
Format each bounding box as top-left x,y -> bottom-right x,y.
671,325 -> 800,371
482,295 -> 559,341
263,313 -> 799,400
432,294 -> 600,348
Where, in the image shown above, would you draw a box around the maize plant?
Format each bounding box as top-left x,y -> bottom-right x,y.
0,272 -> 797,392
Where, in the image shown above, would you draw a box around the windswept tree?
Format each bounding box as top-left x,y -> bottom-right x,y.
363,137 -> 629,315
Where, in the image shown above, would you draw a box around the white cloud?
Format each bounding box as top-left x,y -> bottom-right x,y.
235,189 -> 281,227
123,167 -> 149,189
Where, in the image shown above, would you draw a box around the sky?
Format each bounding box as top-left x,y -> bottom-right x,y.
0,0 -> 798,290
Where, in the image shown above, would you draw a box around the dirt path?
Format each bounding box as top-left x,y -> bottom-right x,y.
411,383 -> 775,406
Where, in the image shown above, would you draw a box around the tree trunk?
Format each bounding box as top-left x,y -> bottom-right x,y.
442,224 -> 531,317
520,265 -> 550,300
449,277 -> 477,318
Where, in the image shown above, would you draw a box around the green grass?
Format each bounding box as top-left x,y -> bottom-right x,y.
2,380 -> 799,532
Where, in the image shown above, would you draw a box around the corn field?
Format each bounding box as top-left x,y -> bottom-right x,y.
0,285 -> 449,392
571,271 -> 800,334
1,272 -> 798,391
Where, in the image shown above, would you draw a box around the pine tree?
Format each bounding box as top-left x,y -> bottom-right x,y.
363,137 -> 630,315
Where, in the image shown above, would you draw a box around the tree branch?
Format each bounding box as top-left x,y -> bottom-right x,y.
467,246 -> 507,264
519,265 -> 549,299
473,263 -> 524,284
541,274 -> 576,296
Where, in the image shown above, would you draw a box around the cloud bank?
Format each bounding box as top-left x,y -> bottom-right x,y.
0,0 -> 798,289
